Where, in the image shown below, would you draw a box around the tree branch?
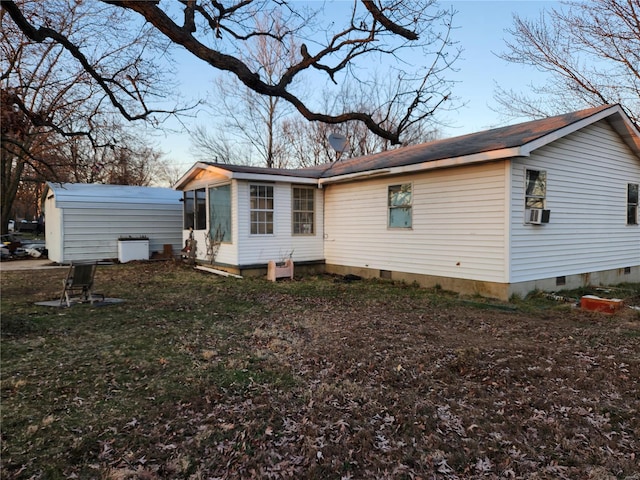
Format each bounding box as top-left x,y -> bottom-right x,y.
2,0 -> 173,123
360,0 -> 419,40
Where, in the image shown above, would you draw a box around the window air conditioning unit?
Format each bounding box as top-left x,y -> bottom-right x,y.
527,208 -> 550,225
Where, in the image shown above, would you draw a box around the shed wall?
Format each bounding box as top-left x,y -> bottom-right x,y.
43,195 -> 63,263
54,203 -> 182,263
323,161 -> 509,283
510,120 -> 640,282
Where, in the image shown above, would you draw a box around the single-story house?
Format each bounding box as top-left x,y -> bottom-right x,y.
174,104 -> 640,299
44,183 -> 183,264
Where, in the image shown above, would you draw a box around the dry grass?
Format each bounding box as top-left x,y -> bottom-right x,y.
1,261 -> 639,479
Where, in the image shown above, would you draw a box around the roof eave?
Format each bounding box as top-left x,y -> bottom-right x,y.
519,104 -> 638,156
173,162 -> 229,190
607,106 -> 640,157
174,163 -> 319,188
230,172 -> 318,184
319,147 -> 524,185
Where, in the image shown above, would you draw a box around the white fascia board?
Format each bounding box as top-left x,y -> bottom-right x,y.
230,172 -> 319,185
319,147 -> 524,185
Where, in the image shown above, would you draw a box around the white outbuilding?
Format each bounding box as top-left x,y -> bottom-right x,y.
43,183 -> 183,264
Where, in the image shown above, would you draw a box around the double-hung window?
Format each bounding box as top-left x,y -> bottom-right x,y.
628,183 -> 639,225
292,186 -> 315,235
388,183 -> 412,228
183,188 -> 206,230
250,184 -> 274,234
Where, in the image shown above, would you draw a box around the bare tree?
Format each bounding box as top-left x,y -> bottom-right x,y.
4,0 -> 461,146
153,161 -> 185,188
189,3 -> 455,167
191,125 -> 244,165
495,0 -> 640,124
57,131 -> 169,186
280,77 -> 443,167
1,0 -> 179,233
192,11 -> 299,168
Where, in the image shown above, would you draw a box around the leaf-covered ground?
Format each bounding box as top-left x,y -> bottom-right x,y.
1,261 -> 639,479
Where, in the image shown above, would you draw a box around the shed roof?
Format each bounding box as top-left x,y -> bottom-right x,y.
174,104 -> 639,188
47,183 -> 182,206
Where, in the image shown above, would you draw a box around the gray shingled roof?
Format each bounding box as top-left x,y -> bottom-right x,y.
197,104 -> 629,181
315,104 -> 615,178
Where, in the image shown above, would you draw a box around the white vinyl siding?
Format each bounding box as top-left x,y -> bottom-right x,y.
510,120 -> 640,282
53,204 -> 181,263
236,181 -> 324,265
324,161 -> 509,282
44,184 -> 182,264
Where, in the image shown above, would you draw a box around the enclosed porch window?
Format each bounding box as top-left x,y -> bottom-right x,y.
209,184 -> 232,242
183,188 -> 206,230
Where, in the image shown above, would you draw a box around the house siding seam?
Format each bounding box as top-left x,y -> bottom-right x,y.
323,161 -> 509,283
509,121 -> 640,283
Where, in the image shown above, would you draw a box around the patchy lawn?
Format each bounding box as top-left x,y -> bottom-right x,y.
1,262 -> 639,479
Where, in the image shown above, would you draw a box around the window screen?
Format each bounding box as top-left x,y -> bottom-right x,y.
525,169 -> 546,209
628,183 -> 639,225
183,190 -> 195,230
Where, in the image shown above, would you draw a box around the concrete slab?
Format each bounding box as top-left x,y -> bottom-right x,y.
34,298 -> 125,308
0,259 -> 65,271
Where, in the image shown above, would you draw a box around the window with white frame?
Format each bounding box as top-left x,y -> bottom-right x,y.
525,169 -> 547,223
628,183 -> 639,225
292,186 -> 315,235
388,183 -> 412,228
250,184 -> 274,234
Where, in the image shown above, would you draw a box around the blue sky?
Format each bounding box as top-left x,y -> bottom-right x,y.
444,0 -> 556,134
158,1 -> 558,169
